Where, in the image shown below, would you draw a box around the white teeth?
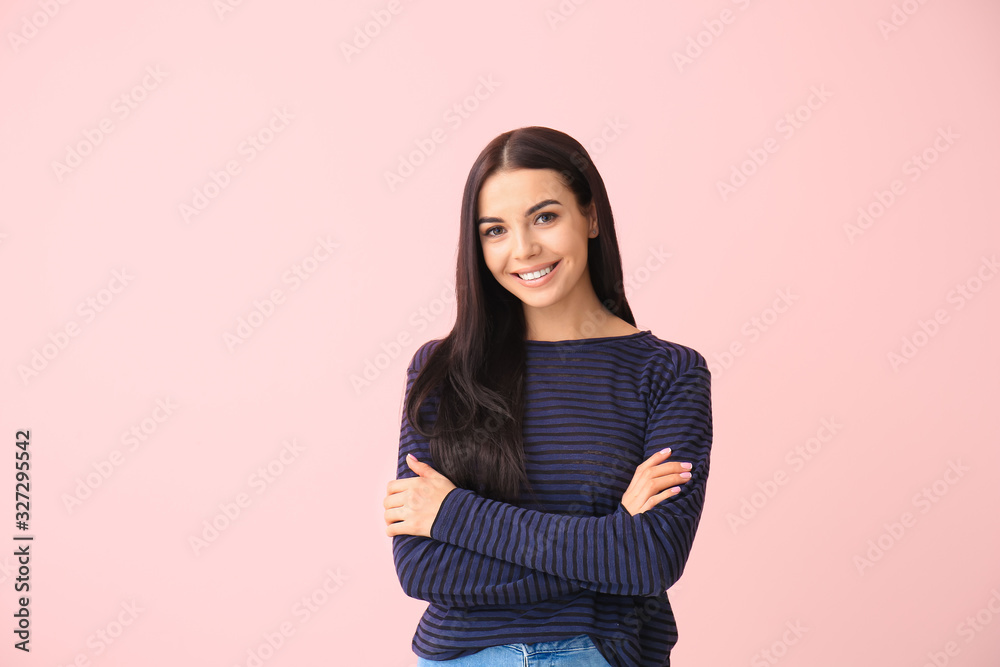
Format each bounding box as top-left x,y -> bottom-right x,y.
517,263 -> 555,281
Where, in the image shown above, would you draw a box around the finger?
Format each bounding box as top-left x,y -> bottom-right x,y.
638,448 -> 672,469
640,485 -> 681,512
651,460 -> 692,476
651,471 -> 692,488
407,453 -> 438,477
386,515 -> 415,537
636,475 -> 688,508
387,477 -> 419,493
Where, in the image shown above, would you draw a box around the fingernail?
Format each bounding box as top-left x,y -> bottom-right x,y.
660,448 -> 671,456
407,453 -> 417,461
669,486 -> 680,493
680,472 -> 691,479
681,462 -> 692,470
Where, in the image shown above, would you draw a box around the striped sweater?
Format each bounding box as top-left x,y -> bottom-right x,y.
392,330 -> 713,666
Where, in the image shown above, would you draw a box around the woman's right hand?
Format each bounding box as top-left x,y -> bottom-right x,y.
620,448 -> 693,516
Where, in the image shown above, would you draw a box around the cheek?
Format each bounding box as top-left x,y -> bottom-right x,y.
480,245 -> 504,277
562,237 -> 589,265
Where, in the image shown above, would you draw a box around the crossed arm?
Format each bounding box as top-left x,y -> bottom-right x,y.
389,354 -> 712,606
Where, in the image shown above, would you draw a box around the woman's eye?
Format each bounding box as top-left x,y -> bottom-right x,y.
537,212 -> 556,224
483,226 -> 503,238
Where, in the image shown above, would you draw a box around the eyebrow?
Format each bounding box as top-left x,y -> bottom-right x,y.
477,199 -> 561,226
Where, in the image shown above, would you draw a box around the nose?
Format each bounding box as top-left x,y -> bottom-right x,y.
511,226 -> 539,260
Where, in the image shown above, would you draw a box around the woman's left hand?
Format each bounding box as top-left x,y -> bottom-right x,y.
384,454 -> 457,538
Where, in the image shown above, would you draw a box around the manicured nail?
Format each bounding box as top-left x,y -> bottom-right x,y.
680,472 -> 691,479
669,486 -> 680,493
681,462 -> 692,470
660,448 -> 671,456
407,453 -> 417,461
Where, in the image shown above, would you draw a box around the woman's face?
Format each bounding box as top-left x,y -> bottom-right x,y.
476,168 -> 598,313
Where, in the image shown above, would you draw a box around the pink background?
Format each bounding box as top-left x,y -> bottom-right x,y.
2,1 -> 999,665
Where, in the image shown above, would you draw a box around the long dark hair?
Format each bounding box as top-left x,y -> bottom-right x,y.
405,126 -> 636,505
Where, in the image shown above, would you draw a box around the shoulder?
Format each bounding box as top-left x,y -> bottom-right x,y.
407,337 -> 446,375
628,332 -> 710,398
633,332 -> 707,375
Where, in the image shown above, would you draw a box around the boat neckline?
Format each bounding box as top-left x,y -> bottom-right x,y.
524,330 -> 652,345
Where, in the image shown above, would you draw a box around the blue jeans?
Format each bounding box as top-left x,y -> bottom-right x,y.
415,633 -> 612,666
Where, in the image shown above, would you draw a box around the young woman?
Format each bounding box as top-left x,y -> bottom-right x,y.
383,126 -> 713,666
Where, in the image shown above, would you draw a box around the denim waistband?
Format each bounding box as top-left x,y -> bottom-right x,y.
498,633 -> 597,656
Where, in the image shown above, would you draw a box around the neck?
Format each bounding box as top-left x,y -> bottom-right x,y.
522,280 -> 619,342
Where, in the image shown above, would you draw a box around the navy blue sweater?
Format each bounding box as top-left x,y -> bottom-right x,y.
392,330 -> 713,666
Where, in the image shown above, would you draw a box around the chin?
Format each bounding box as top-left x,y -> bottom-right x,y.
514,292 -> 560,309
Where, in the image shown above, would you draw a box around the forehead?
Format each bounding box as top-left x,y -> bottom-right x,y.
477,169 -> 569,215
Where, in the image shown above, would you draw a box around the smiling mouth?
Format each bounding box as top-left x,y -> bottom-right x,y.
515,261 -> 559,281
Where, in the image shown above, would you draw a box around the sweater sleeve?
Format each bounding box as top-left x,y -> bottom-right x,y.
391,342 -> 586,607
429,360 -> 713,598
392,535 -> 584,606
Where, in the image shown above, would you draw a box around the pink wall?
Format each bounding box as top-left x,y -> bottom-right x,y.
1,1 -> 998,665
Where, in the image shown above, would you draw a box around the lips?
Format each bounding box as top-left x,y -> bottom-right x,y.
512,260 -> 559,278
510,260 -> 562,288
